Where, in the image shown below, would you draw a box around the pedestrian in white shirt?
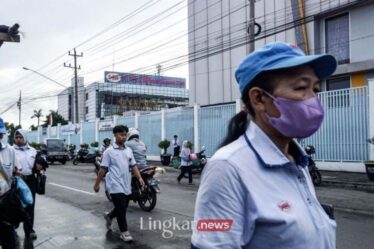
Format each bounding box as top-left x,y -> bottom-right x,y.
191,42 -> 338,249
93,125 -> 145,243
13,129 -> 43,240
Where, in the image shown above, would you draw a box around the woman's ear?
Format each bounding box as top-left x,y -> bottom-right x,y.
248,87 -> 267,114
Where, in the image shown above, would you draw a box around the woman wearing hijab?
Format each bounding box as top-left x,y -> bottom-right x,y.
13,129 -> 43,240
177,140 -> 194,185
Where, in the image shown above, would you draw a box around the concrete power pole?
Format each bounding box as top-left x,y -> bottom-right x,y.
249,0 -> 255,52
17,90 -> 21,126
64,48 -> 83,123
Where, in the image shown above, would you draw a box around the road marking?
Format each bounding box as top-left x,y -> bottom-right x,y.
48,182 -> 96,196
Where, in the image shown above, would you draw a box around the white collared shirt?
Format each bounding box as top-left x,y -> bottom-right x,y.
101,143 -> 136,195
0,142 -> 19,179
13,144 -> 37,176
191,122 -> 336,249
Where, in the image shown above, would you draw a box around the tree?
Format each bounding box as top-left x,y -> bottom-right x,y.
4,122 -> 21,145
42,110 -> 68,127
31,109 -> 43,127
29,124 -> 37,131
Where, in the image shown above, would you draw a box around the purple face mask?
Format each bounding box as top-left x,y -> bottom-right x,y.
264,92 -> 324,138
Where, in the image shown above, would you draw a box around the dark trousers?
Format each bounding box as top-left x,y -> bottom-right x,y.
109,193 -> 130,232
23,175 -> 37,236
177,166 -> 192,183
0,222 -> 16,249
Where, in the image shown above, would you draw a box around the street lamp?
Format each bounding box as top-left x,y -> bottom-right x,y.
22,67 -> 66,88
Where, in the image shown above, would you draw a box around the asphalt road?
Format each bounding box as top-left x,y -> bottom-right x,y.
16,163 -> 374,249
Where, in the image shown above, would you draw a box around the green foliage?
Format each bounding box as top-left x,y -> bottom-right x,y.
80,143 -> 89,149
4,122 -> 22,145
158,139 -> 171,155
90,141 -> 99,148
29,142 -> 41,150
42,110 -> 68,127
368,137 -> 374,145
31,109 -> 43,127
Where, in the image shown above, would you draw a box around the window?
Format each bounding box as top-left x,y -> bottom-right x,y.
86,106 -> 89,114
326,76 -> 350,91
86,93 -> 89,101
326,76 -> 350,108
325,13 -> 349,64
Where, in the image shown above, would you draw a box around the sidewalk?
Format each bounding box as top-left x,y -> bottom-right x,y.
321,170 -> 374,191
15,196 -> 144,249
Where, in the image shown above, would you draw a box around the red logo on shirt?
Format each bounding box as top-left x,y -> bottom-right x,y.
278,201 -> 291,212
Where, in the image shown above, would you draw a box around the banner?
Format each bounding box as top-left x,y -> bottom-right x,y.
104,71 -> 186,88
99,121 -> 114,131
61,124 -> 80,135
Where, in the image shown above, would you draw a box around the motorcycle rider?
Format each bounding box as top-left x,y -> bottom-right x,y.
125,128 -> 147,170
0,117 -> 20,248
100,138 -> 111,154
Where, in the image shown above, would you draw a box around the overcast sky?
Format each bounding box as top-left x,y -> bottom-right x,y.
0,0 -> 188,129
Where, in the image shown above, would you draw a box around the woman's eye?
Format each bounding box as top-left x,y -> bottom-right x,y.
295,86 -> 307,91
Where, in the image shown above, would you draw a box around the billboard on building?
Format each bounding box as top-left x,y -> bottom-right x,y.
104,71 -> 186,88
61,124 -> 80,135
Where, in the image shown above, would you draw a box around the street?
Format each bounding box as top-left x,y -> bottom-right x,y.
16,163 -> 374,249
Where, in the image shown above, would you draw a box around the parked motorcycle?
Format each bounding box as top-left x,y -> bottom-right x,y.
105,166 -> 161,212
72,146 -> 98,165
305,145 -> 322,186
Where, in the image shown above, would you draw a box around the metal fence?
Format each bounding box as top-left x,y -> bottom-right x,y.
26,87 -> 370,161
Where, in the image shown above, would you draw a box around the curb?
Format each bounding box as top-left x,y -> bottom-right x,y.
334,207 -> 374,217
321,180 -> 374,191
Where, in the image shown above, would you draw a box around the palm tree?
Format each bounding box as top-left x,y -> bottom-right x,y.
31,109 -> 43,127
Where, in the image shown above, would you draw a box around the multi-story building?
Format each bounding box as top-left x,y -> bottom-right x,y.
58,72 -> 189,122
188,0 -> 374,105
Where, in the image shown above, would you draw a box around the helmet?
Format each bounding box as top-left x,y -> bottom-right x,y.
103,138 -> 111,144
127,128 -> 140,140
305,145 -> 315,155
0,117 -> 6,134
189,153 -> 197,161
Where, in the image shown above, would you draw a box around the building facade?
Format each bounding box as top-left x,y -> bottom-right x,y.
58,72 -> 189,122
188,0 -> 374,105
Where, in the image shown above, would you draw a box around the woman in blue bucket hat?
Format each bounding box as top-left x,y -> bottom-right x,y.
191,42 -> 337,249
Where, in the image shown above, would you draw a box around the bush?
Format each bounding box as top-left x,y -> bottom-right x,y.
29,142 -> 41,150
90,141 -> 99,148
158,139 -> 171,155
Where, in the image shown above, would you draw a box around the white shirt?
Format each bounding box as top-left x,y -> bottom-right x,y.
0,142 -> 19,180
13,144 -> 37,176
100,143 -> 136,195
191,122 -> 336,249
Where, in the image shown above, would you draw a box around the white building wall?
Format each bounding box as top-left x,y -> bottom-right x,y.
188,0 -> 366,106
57,88 -> 70,121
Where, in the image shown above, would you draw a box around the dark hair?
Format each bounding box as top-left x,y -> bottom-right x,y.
219,72 -> 278,148
113,125 -> 128,134
103,138 -> 111,143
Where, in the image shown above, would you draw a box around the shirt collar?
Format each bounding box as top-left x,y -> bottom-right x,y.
244,122 -> 308,168
14,143 -> 30,150
112,143 -> 126,150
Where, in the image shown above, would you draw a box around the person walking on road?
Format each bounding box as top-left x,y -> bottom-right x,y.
191,42 -> 338,249
177,140 -> 193,185
172,135 -> 180,159
93,125 -> 145,243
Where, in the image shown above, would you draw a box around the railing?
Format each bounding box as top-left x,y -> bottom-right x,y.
26,87 -> 370,161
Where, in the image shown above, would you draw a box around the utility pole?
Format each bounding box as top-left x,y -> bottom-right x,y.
249,0 -> 255,52
17,90 -> 21,127
64,48 -> 83,123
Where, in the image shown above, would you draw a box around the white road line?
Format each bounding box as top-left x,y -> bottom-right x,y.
48,182 -> 97,196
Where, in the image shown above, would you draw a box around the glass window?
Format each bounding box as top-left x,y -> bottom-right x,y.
326,76 -> 350,91
325,13 -> 349,64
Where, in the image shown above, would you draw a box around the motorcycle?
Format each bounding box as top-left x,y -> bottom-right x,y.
305,145 -> 322,186
72,147 -> 98,165
105,166 -> 162,212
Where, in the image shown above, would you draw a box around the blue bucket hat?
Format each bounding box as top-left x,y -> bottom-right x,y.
235,42 -> 337,93
0,117 -> 6,134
